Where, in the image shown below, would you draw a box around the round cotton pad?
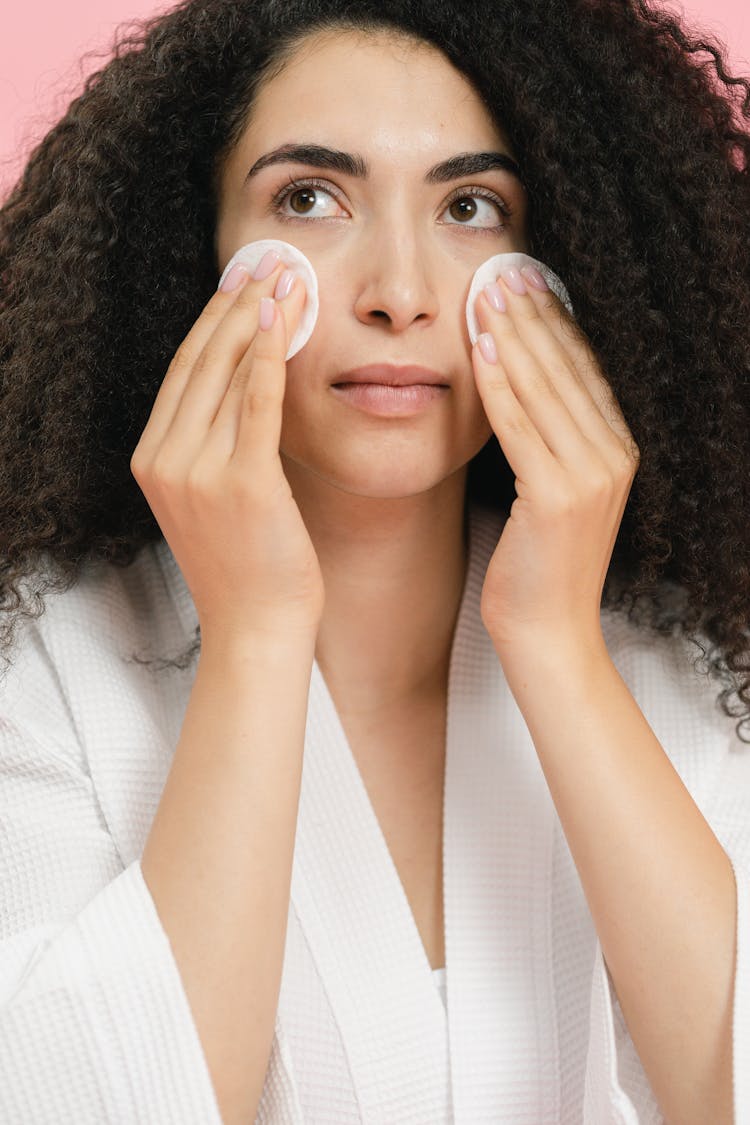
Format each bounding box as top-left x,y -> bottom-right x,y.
465,252 -> 574,347
217,239 -> 320,360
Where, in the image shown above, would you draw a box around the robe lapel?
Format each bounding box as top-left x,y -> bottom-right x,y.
287,502 -> 560,1122
75,509 -> 562,1121
287,655 -> 451,1121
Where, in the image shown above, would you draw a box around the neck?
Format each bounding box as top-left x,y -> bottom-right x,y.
281,459 -> 470,717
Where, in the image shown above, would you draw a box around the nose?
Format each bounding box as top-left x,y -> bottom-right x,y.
353,224 -> 440,332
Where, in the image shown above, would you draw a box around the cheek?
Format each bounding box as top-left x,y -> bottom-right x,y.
283,276 -> 344,383
306,271 -> 340,332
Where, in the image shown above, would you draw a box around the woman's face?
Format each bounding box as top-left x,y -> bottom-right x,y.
214,29 -> 529,499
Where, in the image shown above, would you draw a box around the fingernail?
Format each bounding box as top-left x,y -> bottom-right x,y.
520,264 -> 549,291
274,268 -> 296,301
478,332 -> 498,363
253,250 -> 281,280
499,266 -> 527,295
259,296 -> 275,330
483,282 -> 506,312
219,263 -> 250,293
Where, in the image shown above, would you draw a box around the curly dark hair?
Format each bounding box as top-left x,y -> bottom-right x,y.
1,0 -> 749,731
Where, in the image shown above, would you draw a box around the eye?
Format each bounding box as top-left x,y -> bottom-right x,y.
440,188 -> 512,231
268,176 -> 512,231
271,177 -> 347,220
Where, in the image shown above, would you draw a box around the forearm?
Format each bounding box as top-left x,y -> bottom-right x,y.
141,629 -> 316,1125
497,631 -> 735,1125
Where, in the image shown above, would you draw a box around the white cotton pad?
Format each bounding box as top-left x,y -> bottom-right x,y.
217,238 -> 320,360
465,252 -> 574,346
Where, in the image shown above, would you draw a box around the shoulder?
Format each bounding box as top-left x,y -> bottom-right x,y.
0,541 -> 193,756
23,541 -> 186,663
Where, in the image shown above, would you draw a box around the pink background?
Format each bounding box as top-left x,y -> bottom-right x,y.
1,0 -> 749,202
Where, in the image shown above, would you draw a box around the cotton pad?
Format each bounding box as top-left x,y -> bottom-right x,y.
465,252 -> 574,347
217,238 -> 320,360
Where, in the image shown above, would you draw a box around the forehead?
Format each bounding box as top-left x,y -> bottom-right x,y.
240,28 -> 510,164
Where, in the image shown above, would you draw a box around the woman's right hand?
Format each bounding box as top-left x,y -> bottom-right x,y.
130,254 -> 325,644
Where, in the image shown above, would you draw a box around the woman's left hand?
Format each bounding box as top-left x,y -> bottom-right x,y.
471,264 -> 640,654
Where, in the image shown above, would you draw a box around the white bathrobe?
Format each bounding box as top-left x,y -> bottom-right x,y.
0,501 -> 748,1123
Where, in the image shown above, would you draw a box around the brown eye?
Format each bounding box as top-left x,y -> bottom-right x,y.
272,180 -> 344,220
441,191 -> 508,230
449,197 -> 478,222
289,188 -> 318,214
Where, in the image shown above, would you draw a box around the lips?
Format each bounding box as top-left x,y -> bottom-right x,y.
333,364 -> 449,387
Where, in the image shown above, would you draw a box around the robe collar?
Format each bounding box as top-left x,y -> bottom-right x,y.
280,501 -> 561,1121
81,500 -> 564,1122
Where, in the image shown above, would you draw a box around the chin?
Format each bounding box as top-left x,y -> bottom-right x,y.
289,453 -> 456,500
334,479 -> 444,501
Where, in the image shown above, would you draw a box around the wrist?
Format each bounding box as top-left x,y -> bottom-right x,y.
490,620 -> 610,678
198,620 -> 320,666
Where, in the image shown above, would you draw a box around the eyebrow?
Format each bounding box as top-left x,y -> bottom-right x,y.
244,143 -> 524,187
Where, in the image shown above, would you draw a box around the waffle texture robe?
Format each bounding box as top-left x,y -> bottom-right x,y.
1,502 -> 748,1123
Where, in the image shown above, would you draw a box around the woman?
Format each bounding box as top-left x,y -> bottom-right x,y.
1,0 -> 748,1121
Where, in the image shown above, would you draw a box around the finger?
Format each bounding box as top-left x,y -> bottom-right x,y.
161,260 -> 290,467
516,270 -> 638,454
475,289 -> 601,468
134,263 -> 264,463
206,275 -> 306,459
482,272 -> 640,471
472,330 -> 556,490
483,275 -> 623,455
232,295 -> 288,469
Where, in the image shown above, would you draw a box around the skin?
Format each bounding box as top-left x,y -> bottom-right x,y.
135,27 -> 736,1122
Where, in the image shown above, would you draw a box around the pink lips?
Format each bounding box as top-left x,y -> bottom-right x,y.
331,364 -> 449,416
333,364 -> 449,388
331,383 -> 447,416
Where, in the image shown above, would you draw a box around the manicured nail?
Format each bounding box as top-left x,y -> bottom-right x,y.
478,332 -> 498,363
253,250 -> 281,280
520,264 -> 549,291
274,269 -> 296,300
259,296 -> 275,330
219,263 -> 249,293
483,282 -> 506,312
499,266 -> 527,295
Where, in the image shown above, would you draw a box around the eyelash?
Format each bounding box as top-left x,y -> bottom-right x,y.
268,175 -> 513,232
